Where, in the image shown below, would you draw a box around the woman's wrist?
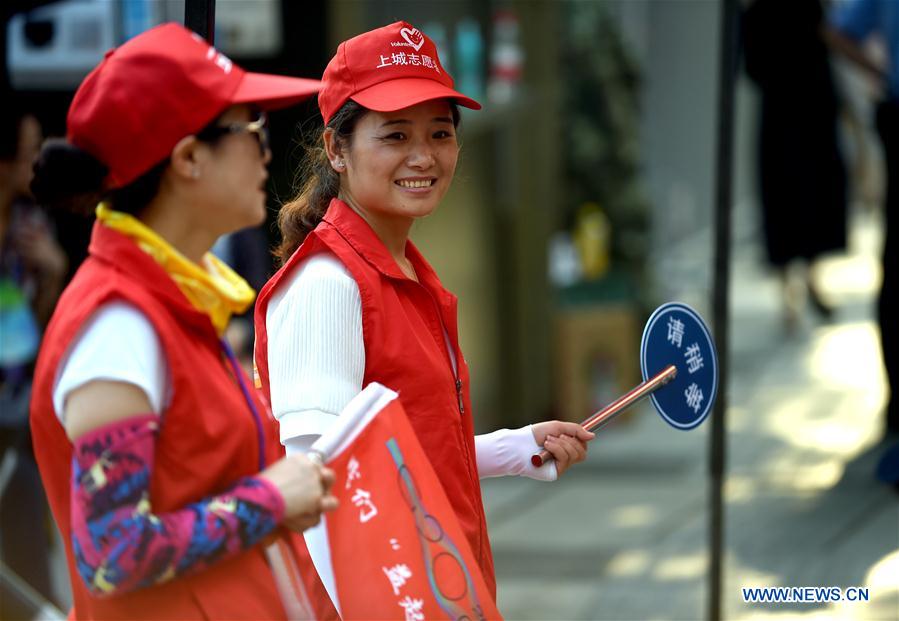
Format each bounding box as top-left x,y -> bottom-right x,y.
250,473 -> 287,524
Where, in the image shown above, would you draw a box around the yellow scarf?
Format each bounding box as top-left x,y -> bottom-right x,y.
96,204 -> 255,336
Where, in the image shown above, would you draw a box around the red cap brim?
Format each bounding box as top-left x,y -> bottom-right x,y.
349,77 -> 481,114
231,72 -> 322,110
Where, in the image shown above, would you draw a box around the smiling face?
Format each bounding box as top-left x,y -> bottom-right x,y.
333,99 -> 459,229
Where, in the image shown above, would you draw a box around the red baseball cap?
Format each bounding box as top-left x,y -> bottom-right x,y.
318,21 -> 481,125
67,22 -> 321,189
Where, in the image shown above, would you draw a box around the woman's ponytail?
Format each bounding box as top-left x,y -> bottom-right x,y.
31,138 -> 169,217
275,100 -> 368,264
30,139 -> 107,216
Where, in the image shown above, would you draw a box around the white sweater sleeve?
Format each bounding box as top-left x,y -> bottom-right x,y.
53,301 -> 170,421
266,253 -> 365,452
474,426 -> 559,481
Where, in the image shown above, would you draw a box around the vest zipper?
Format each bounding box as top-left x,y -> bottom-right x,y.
419,284 -> 464,416
416,282 -> 484,566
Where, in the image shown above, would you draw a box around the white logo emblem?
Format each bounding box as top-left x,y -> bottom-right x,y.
400,27 -> 424,51
205,47 -> 233,74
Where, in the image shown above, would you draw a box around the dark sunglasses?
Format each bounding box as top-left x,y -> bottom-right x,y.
196,111 -> 269,157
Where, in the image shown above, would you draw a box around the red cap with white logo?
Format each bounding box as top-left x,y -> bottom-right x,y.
67,22 -> 321,189
318,21 -> 481,125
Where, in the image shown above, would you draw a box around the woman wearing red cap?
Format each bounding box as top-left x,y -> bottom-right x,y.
254,21 -> 594,607
29,23 -> 339,620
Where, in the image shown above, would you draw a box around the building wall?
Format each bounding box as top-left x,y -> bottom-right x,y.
612,0 -> 756,313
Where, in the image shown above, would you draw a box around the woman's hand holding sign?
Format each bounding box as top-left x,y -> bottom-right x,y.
531,421 -> 595,477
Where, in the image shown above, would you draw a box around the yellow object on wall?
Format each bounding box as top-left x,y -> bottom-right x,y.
573,202 -> 611,280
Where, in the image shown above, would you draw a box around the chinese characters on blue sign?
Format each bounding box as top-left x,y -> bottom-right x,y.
641,302 -> 718,430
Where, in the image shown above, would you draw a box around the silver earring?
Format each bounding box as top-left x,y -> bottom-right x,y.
191,168 -> 200,179
335,160 -> 345,170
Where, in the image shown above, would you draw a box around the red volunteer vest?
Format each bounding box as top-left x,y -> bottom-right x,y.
30,223 -> 337,620
254,199 -> 497,598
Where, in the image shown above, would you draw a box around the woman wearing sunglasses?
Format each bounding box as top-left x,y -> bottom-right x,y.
29,24 -> 339,620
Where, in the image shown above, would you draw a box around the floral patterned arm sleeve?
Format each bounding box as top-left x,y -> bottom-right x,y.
70,414 -> 285,596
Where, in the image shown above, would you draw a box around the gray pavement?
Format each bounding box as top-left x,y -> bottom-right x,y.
483,212 -> 899,621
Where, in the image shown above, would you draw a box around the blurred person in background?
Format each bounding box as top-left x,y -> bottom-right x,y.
28,24 -> 340,619
253,21 -> 595,608
0,100 -> 66,605
742,0 -> 849,332
827,0 -> 899,440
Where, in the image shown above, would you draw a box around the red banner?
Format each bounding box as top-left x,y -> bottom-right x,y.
321,386 -> 501,620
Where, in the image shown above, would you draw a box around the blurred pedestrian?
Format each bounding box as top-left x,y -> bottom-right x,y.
253,21 -> 596,609
28,23 -> 339,619
826,0 -> 899,439
742,0 -> 849,330
0,102 -> 66,605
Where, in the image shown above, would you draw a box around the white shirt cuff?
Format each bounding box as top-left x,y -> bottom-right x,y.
277,408 -> 339,446
474,425 -> 558,481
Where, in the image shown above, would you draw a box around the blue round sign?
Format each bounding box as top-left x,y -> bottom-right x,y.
640,302 -> 718,430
